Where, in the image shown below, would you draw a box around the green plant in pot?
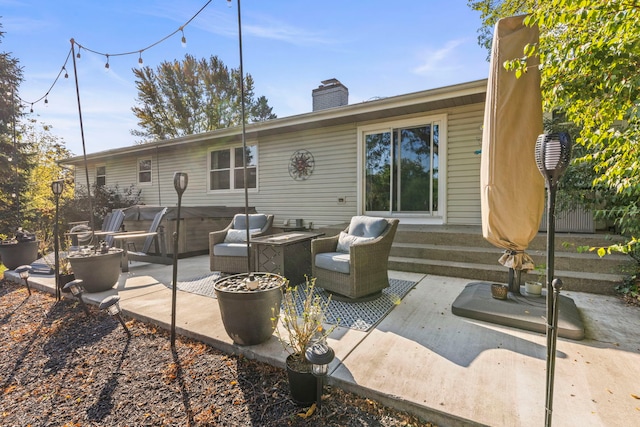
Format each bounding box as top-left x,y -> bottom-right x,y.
273,277 -> 337,406
0,227 -> 40,270
524,264 -> 545,296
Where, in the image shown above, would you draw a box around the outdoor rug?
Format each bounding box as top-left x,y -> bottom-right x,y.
172,274 -> 416,332
288,278 -> 417,332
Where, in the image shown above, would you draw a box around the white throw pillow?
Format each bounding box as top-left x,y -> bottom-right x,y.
336,231 -> 374,253
224,228 -> 261,243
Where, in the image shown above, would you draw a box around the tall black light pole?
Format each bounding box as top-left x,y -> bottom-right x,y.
233,0 -> 252,275
535,133 -> 571,427
171,172 -> 188,348
51,180 -> 64,301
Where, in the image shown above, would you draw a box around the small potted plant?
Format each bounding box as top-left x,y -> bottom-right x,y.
0,227 -> 40,270
524,264 -> 545,296
273,277 -> 337,405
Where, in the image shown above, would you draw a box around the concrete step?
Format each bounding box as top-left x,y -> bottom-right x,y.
388,256 -> 624,295
390,243 -> 631,275
318,223 -> 631,295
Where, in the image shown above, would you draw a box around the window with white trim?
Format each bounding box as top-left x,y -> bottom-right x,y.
96,165 -> 106,187
138,158 -> 152,185
209,145 -> 257,191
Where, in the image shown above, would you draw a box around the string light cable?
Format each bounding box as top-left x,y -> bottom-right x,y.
17,0 -> 213,112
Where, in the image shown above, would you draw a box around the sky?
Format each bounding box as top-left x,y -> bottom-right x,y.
1,0 -> 490,156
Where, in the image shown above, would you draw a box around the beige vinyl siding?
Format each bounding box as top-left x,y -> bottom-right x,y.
249,124 -> 358,227
446,103 -> 484,225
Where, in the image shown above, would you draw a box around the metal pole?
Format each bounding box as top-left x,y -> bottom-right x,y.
171,192 -> 183,348
544,185 -> 557,427
54,194 -> 61,300
236,0 -> 251,274
69,39 -> 96,243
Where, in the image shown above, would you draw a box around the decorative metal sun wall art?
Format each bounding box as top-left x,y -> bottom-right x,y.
288,149 -> 315,180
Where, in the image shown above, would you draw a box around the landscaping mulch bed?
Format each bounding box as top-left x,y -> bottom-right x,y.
0,279 -> 436,427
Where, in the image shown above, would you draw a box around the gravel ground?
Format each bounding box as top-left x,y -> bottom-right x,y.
0,279 -> 437,427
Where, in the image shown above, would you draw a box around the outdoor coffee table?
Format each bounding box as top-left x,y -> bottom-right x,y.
251,231 -> 323,286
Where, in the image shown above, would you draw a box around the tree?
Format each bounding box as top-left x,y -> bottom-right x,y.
468,0 -> 640,297
0,23 -> 33,238
131,54 -> 277,142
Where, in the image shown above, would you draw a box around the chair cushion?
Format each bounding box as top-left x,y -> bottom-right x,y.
336,231 -> 374,253
214,242 -> 250,257
224,228 -> 262,243
232,214 -> 268,230
315,252 -> 350,274
348,216 -> 388,238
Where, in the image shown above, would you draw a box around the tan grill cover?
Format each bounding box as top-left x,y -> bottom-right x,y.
481,15 -> 544,271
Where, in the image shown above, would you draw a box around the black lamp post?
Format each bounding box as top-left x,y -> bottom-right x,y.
63,279 -> 91,317
15,265 -> 32,296
535,132 -> 571,427
305,341 -> 335,410
51,180 -> 64,301
99,295 -> 130,336
171,172 -> 188,347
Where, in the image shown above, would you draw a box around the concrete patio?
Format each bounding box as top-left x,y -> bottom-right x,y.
4,256 -> 640,427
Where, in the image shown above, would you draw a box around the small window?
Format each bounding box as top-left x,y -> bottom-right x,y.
96,165 -> 106,187
209,145 -> 257,191
138,158 -> 152,184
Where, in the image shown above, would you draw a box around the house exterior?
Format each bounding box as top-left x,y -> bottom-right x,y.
62,79 -> 488,229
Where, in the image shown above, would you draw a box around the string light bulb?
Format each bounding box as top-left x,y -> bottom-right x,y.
30,104 -> 33,113
63,66 -> 68,78
76,48 -> 81,59
138,51 -> 143,65
180,27 -> 187,47
105,54 -> 110,69
44,96 -> 48,105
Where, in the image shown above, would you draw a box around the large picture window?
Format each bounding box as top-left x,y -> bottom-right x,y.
138,158 -> 152,184
209,145 -> 257,191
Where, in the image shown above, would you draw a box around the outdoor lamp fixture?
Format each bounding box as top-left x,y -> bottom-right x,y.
63,279 -> 91,317
535,132 -> 571,427
51,179 -> 64,301
170,172 -> 188,347
15,265 -> 32,296
305,341 -> 335,410
99,295 -> 130,336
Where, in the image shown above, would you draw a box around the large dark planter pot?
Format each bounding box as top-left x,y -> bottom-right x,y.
68,248 -> 123,293
214,273 -> 285,346
0,240 -> 39,270
286,354 -> 317,406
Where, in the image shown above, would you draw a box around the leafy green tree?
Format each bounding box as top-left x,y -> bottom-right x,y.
18,118 -> 74,249
131,54 -> 276,142
468,0 -> 640,296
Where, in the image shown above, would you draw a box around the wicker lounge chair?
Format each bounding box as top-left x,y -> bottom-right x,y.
209,213 -> 274,273
312,216 -> 399,300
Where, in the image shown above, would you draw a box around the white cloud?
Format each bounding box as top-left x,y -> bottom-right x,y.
412,38 -> 468,75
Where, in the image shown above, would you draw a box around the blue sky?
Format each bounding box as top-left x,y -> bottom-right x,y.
2,0 -> 490,156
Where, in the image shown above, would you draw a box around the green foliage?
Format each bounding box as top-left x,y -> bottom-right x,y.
131,54 -> 277,142
61,183 -> 142,230
0,24 -> 31,236
469,0 -> 640,279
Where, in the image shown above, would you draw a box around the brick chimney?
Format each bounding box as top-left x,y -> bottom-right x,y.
312,78 -> 348,111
